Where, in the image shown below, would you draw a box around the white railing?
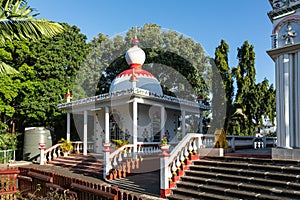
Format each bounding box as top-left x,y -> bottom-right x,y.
42,143 -> 62,164
0,149 -> 16,164
58,88 -> 210,110
72,141 -> 95,154
103,142 -> 164,179
40,141 -> 95,165
160,133 -> 206,198
227,135 -> 277,150
159,133 -> 278,197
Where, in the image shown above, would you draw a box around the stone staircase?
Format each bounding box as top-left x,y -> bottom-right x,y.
169,156 -> 300,200
47,153 -> 104,179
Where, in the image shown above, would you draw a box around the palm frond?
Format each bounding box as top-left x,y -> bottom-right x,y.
0,61 -> 18,75
0,0 -> 64,46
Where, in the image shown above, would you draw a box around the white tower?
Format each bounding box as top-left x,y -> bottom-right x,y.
267,0 -> 300,159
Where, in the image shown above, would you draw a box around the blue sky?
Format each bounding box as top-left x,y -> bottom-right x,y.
30,0 -> 274,84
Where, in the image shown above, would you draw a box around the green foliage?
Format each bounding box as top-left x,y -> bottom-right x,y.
160,135 -> 168,145
0,23 -> 88,132
0,0 -> 64,45
75,24 -> 210,101
58,138 -> 73,152
112,139 -> 129,148
0,132 -> 19,150
213,40 -> 276,136
0,0 -> 64,75
212,40 -> 234,132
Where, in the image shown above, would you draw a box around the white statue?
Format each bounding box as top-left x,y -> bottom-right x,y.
282,22 -> 297,45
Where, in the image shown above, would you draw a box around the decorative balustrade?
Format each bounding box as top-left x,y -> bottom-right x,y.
226,135 -> 277,151
104,142 -> 163,180
58,87 -> 210,110
159,133 -> 278,198
72,141 -> 94,154
42,143 -> 62,165
40,141 -> 95,165
160,133 -> 205,198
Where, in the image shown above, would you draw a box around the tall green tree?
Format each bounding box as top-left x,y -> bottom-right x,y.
233,41 -> 256,106
227,41 -> 276,136
0,0 -> 64,74
0,23 -> 88,132
231,41 -> 256,135
212,40 -> 234,132
247,79 -> 276,133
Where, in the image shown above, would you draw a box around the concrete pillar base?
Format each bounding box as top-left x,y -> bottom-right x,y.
272,147 -> 300,160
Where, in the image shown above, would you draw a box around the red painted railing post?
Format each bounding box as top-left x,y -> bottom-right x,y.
159,145 -> 171,198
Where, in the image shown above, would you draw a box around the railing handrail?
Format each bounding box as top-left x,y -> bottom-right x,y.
164,133 -> 276,170
166,133 -> 202,164
109,144 -> 134,158
72,141 -> 94,144
44,143 -> 61,155
0,149 -> 15,152
137,142 -> 160,145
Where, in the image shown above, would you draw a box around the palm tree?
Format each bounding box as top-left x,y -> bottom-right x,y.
0,0 -> 64,74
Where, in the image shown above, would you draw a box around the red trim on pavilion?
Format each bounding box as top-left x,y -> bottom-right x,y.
118,68 -> 154,78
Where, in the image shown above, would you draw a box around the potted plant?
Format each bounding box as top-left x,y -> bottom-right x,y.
59,138 -> 73,157
160,135 -> 169,146
160,135 -> 170,155
112,139 -> 129,148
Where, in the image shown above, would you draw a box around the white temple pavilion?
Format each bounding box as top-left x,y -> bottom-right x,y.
58,37 -> 209,156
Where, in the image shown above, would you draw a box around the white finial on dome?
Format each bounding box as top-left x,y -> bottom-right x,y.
125,37 -> 146,67
109,35 -> 163,95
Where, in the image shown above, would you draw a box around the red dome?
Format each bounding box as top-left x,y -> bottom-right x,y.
118,68 -> 155,78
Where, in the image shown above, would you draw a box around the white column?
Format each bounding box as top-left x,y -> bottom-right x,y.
289,54 -> 294,147
160,106 -> 165,140
276,56 -> 282,147
133,99 -> 138,152
103,106 -> 111,180
83,110 -> 88,155
283,54 -> 290,148
159,154 -> 170,198
66,112 -> 70,141
182,110 -> 186,137
105,106 -> 110,144
296,52 -> 300,147
94,111 -> 102,153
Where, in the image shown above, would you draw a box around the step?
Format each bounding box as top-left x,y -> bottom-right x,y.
177,176 -> 300,198
193,159 -> 300,174
205,156 -> 300,166
224,153 -> 271,159
183,170 -> 300,191
189,164 -> 300,182
173,181 -> 290,200
170,188 -> 240,200
108,178 -> 149,194
173,183 -> 290,200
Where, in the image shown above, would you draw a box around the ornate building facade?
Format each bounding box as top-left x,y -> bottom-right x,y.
59,37 -> 209,156
268,0 -> 300,159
